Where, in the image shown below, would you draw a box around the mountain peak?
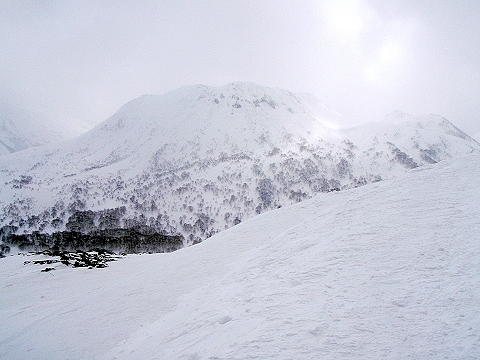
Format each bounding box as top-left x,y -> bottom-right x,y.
0,83 -> 478,245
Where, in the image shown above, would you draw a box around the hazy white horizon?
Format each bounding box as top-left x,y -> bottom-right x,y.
1,0 -> 479,135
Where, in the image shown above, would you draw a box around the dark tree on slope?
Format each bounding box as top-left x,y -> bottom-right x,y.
336,157 -> 352,178
257,178 -> 276,209
97,207 -> 126,230
66,211 -> 95,233
387,142 -> 419,169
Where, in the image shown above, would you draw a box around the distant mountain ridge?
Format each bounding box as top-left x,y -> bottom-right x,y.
0,95 -> 92,155
0,82 -> 478,246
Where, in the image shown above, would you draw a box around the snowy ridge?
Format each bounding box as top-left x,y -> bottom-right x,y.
1,154 -> 479,359
0,82 -> 479,244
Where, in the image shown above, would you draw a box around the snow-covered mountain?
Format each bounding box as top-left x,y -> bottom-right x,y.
1,153 -> 479,359
0,82 -> 478,245
0,95 -> 91,155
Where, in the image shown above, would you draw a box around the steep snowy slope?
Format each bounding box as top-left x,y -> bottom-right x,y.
0,95 -> 91,155
0,83 -> 478,245
1,154 -> 479,359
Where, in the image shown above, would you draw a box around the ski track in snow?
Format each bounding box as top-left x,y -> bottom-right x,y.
1,155 -> 480,359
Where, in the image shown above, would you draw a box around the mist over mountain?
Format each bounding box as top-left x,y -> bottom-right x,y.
0,94 -> 92,155
0,82 -> 478,247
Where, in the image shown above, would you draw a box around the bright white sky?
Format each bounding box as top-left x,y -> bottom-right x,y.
1,0 -> 479,134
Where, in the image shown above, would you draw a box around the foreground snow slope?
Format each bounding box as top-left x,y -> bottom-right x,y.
1,154 -> 480,359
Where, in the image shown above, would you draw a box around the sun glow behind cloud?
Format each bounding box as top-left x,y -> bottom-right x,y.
364,39 -> 406,85
321,0 -> 415,89
1,1 -> 479,135
323,0 -> 364,38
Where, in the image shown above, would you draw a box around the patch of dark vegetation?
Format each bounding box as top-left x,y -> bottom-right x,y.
419,148 -> 439,164
23,249 -> 124,270
0,243 -> 10,258
387,142 -> 419,169
7,175 -> 33,189
1,227 -> 184,254
59,249 -> 120,268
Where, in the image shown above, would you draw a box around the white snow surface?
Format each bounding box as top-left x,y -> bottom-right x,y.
1,154 -> 479,359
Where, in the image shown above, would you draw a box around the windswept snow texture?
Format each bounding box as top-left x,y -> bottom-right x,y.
0,82 -> 478,244
474,132 -> 480,142
1,154 -> 480,359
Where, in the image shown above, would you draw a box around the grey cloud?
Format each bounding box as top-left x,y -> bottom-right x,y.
0,0 -> 479,135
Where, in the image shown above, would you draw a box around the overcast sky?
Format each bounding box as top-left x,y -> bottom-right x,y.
1,0 -> 479,135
